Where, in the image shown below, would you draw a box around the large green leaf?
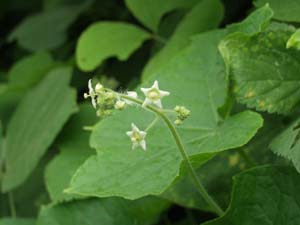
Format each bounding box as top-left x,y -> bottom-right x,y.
2,67 -> 78,192
269,117 -> 300,172
219,24 -> 300,114
142,0 -> 224,80
8,52 -> 54,89
125,0 -> 198,32
76,22 -> 150,71
67,30 -> 262,201
163,113 -> 287,211
0,218 -> 35,225
203,166 -> 300,225
0,122 -> 3,180
37,197 -> 168,225
9,1 -> 91,51
45,104 -> 97,202
254,0 -> 300,22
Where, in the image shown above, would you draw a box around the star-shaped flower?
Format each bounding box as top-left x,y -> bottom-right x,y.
84,79 -> 103,108
126,123 -> 147,151
124,91 -> 138,105
141,80 -> 170,108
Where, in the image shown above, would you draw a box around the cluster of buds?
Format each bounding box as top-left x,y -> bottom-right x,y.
174,106 -> 191,125
84,79 -> 190,151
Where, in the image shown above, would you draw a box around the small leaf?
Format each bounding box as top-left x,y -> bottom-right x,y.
203,166 -> 300,225
125,0 -> 198,31
142,0 -> 224,80
37,197 -> 168,225
0,218 -> 35,225
76,22 -> 151,71
219,24 -> 300,114
287,29 -> 300,50
45,104 -> 97,202
2,67 -> 78,192
68,30 -> 262,200
9,2 -> 91,51
254,0 -> 300,22
270,117 -> 300,173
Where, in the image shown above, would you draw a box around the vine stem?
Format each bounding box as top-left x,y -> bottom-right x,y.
120,94 -> 224,216
8,192 -> 16,218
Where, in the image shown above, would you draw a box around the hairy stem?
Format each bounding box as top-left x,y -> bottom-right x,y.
120,94 -> 224,216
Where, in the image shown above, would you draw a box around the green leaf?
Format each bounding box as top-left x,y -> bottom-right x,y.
219,24 -> 300,114
37,197 -> 168,225
203,166 -> 300,225
45,104 -> 97,202
0,218 -> 35,225
269,117 -> 300,173
8,52 -> 54,89
45,147 -> 93,203
254,0 -> 300,22
9,2 -> 91,51
142,0 -> 224,80
226,4 -> 273,35
125,0 -> 198,31
287,29 -> 300,50
2,67 -> 78,192
76,22 -> 150,71
68,30 -> 263,200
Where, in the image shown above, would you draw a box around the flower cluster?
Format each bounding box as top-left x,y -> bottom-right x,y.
84,79 -> 190,151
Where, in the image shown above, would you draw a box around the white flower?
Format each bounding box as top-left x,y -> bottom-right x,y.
114,100 -> 126,110
84,79 -> 103,109
126,123 -> 147,151
141,80 -> 169,108
124,91 -> 138,105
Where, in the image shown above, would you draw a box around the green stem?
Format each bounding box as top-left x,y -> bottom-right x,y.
8,192 -> 16,218
120,94 -> 224,216
239,149 -> 256,167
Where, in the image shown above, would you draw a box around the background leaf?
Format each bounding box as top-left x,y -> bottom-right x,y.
9,1 -> 91,51
8,52 -> 55,89
2,67 -> 78,192
45,104 -> 97,202
141,0 -> 224,80
37,197 -> 168,225
287,28 -> 300,50
67,30 -> 262,201
76,22 -> 151,71
0,218 -> 35,225
254,0 -> 300,22
203,166 -> 300,225
125,0 -> 198,32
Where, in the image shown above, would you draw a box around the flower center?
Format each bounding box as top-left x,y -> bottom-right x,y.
131,132 -> 142,142
148,89 -> 160,100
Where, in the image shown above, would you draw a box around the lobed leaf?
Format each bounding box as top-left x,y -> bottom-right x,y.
76,22 -> 151,71
67,30 -> 262,201
203,166 -> 300,225
269,117 -> 300,173
2,67 -> 78,192
219,24 -> 300,114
